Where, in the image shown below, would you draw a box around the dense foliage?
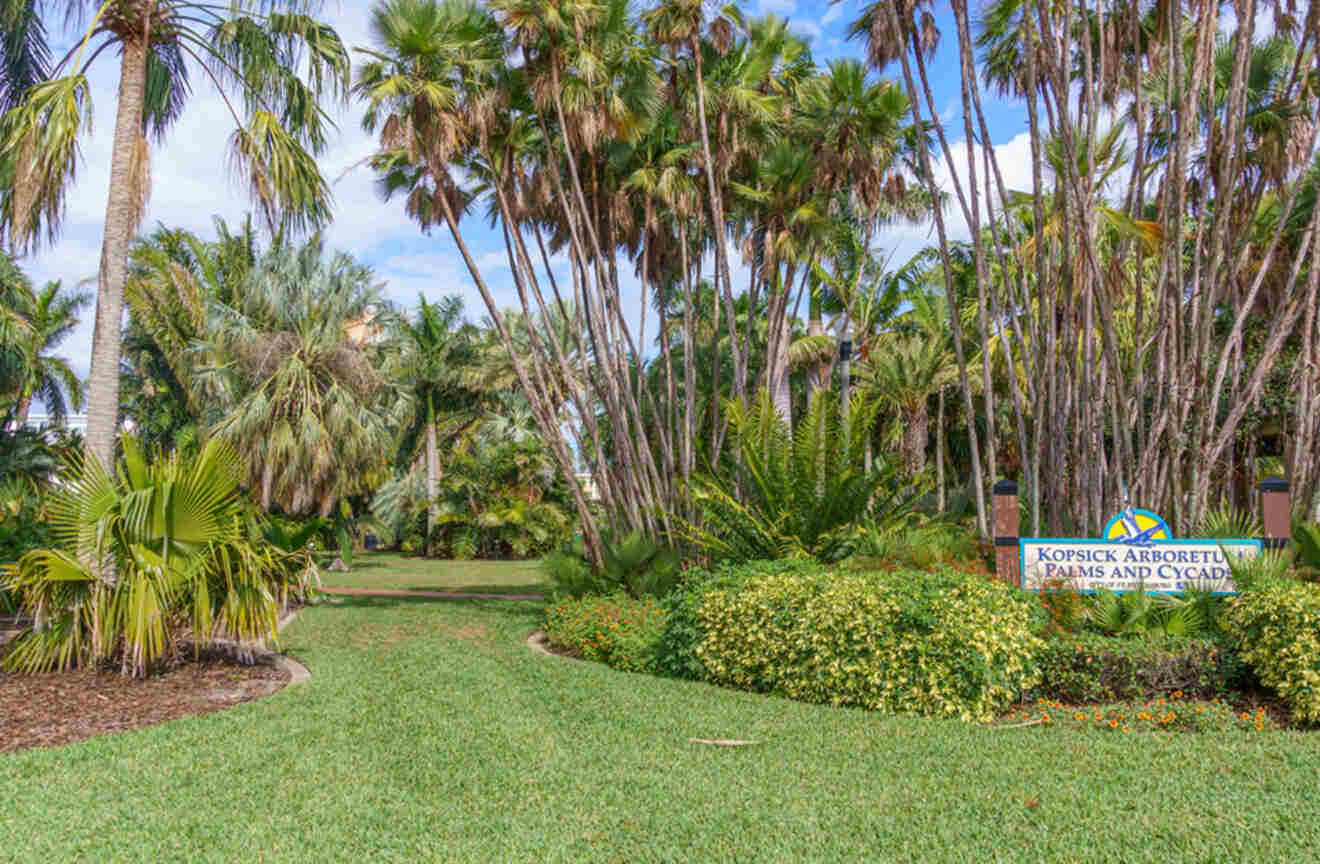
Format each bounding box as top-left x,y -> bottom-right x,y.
1223,583 -> 1320,725
1,436 -> 289,677
693,566 -> 1046,722
1032,634 -> 1244,705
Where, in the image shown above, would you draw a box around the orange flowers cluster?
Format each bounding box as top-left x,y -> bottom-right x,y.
1005,693 -> 1277,734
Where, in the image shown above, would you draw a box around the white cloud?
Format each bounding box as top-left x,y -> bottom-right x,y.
793,18 -> 822,40
757,0 -> 799,16
821,4 -> 843,25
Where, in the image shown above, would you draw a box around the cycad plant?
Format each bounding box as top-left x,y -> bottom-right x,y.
684,391 -> 924,563
1,435 -> 284,677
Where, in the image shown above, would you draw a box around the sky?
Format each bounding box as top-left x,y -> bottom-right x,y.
20,0 -> 1039,387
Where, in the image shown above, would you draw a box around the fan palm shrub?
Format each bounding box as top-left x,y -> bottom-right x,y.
1084,586 -> 1221,639
683,391 -> 925,563
1,435 -> 285,677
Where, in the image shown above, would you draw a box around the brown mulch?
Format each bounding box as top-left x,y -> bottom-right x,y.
0,650 -> 289,754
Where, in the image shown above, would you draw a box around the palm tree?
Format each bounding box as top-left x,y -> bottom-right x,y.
8,279 -> 89,425
4,435 -> 284,677
861,332 -> 957,477
400,293 -> 478,556
0,0 -> 350,469
200,238 -> 409,516
642,0 -> 745,404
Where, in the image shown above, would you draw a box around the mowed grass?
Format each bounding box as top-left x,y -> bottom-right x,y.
321,552 -> 547,594
4,589 -> 1319,861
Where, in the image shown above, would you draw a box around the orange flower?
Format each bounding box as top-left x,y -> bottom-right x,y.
1173,690 -> 1183,698
1121,725 -> 1130,732
1241,712 -> 1251,721
1195,706 -> 1205,713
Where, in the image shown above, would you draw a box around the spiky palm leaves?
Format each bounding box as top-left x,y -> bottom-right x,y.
6,278 -> 88,423
683,391 -> 922,563
2,436 -> 282,677
0,254 -> 86,424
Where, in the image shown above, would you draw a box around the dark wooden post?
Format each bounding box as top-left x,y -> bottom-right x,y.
1260,476 -> 1292,550
993,479 -> 1020,585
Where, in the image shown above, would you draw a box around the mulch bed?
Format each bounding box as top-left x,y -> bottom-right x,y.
0,649 -> 289,754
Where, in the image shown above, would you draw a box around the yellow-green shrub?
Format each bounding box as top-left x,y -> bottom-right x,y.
694,568 -> 1047,722
1223,583 -> 1320,725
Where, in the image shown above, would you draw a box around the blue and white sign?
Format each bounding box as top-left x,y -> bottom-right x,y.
1020,538 -> 1260,594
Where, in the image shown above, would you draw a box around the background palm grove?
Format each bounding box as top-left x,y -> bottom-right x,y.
0,0 -> 1318,675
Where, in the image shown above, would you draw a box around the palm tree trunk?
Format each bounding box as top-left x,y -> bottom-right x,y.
14,390 -> 31,426
425,393 -> 438,559
903,403 -> 929,477
690,36 -> 745,405
85,38 -> 150,469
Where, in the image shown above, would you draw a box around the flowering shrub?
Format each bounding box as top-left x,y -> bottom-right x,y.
693,566 -> 1047,723
1007,696 -> 1275,733
1032,633 -> 1244,704
1223,583 -> 1320,725
542,593 -> 667,674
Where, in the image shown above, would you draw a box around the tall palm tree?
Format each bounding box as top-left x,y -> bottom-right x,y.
0,0 -> 350,469
642,0 -> 745,403
400,293 -> 478,555
9,279 -> 89,424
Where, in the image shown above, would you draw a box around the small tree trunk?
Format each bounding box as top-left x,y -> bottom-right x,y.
936,388 -> 946,513
85,37 -> 151,469
425,394 -> 438,558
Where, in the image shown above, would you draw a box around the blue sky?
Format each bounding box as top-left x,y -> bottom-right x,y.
21,0 -> 1038,384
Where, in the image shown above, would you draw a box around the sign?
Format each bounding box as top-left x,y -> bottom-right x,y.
1020,538 -> 1260,594
1021,505 -> 1258,594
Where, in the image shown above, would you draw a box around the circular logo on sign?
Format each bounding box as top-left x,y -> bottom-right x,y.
1103,508 -> 1172,543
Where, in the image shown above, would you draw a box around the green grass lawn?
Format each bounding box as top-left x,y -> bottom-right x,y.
4,588 -> 1319,861
320,552 -> 547,594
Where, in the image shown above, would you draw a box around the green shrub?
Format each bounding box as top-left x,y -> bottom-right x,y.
1032,633 -> 1244,704
857,522 -> 986,572
0,480 -> 52,565
692,566 -> 1047,722
1293,521 -> 1320,579
1223,583 -> 1320,725
543,531 -> 680,600
542,593 -> 667,674
653,558 -> 820,680
1083,585 -> 1224,638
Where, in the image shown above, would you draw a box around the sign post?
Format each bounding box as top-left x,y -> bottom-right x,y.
993,479 -> 1019,585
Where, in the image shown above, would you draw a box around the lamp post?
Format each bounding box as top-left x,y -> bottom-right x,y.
839,320 -> 854,423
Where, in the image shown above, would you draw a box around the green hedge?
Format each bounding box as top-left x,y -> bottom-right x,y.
692,566 -> 1047,722
1223,582 -> 1320,725
1032,633 -> 1244,704
653,558 -> 821,680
